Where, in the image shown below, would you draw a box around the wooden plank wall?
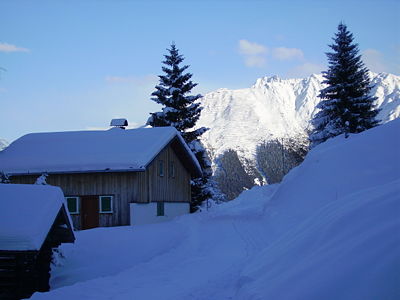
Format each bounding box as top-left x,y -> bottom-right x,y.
11,143 -> 193,229
11,172 -> 148,228
147,144 -> 191,203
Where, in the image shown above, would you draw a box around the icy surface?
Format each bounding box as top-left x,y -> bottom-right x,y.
0,127 -> 200,175
197,72 -> 400,160
30,119 -> 400,299
0,184 -> 66,251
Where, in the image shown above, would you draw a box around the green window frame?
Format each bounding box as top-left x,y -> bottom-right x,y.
99,196 -> 113,213
65,197 -> 79,214
169,161 -> 175,178
157,202 -> 164,216
159,160 -> 164,177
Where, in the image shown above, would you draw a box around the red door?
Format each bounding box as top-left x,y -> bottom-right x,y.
81,195 -> 99,230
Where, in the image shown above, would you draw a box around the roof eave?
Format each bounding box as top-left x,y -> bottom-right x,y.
7,168 -> 146,176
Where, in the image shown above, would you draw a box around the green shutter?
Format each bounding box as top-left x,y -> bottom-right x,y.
67,197 -> 78,214
101,196 -> 112,213
169,161 -> 175,178
159,160 -> 164,177
157,202 -> 164,216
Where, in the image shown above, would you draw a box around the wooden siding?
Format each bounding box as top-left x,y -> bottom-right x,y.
147,144 -> 191,203
12,172 -> 148,229
10,142 -> 193,229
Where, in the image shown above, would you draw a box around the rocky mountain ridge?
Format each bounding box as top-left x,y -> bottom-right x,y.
196,72 -> 400,198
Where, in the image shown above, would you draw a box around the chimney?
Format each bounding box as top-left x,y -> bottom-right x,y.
110,118 -> 128,129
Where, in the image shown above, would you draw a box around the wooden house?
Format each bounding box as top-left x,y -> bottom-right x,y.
0,184 -> 75,299
0,124 -> 202,230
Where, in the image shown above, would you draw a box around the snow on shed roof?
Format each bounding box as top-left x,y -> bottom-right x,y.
0,184 -> 68,251
0,127 -> 201,176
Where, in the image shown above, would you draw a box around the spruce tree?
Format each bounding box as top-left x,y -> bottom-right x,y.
310,23 -> 380,147
147,43 -> 221,211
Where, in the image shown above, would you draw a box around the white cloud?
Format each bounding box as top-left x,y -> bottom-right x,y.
287,62 -> 324,78
273,47 -> 304,61
238,40 -> 268,68
0,42 -> 29,53
363,49 -> 389,73
238,39 -> 268,55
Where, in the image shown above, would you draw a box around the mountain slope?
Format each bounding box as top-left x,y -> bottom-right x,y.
30,119 -> 400,300
197,72 -> 400,161
196,72 -> 400,197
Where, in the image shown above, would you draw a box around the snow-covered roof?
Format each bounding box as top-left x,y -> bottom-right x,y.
0,127 -> 201,176
0,184 -> 68,251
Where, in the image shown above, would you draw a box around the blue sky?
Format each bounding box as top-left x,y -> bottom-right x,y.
1,0 -> 399,142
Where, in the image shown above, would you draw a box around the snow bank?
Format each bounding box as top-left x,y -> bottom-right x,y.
30,120 -> 400,299
0,138 -> 8,151
0,184 -> 66,251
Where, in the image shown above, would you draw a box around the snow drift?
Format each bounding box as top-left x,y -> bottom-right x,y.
30,120 -> 400,300
0,138 -> 8,151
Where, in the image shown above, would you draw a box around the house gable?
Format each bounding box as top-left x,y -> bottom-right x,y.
146,141 -> 192,203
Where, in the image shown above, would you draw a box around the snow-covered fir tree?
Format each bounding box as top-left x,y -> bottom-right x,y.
147,43 -> 224,211
310,23 -> 380,147
0,171 -> 10,183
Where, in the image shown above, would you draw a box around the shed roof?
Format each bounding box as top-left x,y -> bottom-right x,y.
0,127 -> 201,176
0,184 -> 73,251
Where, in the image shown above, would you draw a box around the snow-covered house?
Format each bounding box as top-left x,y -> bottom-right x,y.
0,126 -> 202,230
0,184 -> 75,299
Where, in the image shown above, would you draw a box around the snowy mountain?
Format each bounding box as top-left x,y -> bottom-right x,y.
0,138 -> 9,151
30,118 -> 400,300
198,72 -> 399,160
197,72 -> 400,197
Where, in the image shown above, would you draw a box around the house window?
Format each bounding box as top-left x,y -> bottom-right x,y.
65,197 -> 79,214
159,160 -> 164,177
99,196 -> 113,213
157,202 -> 164,216
169,161 -> 175,178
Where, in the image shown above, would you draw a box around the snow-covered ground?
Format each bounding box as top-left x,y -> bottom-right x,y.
30,119 -> 400,300
0,138 -> 8,151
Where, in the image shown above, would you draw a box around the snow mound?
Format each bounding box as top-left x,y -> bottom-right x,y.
235,119 -> 400,299
0,184 -> 66,250
0,138 -> 8,151
30,120 -> 400,299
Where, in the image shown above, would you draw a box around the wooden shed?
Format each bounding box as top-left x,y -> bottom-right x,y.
0,184 -> 75,300
0,126 -> 202,230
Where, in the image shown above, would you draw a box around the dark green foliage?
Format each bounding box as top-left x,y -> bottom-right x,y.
0,171 -> 10,183
148,43 -> 217,211
310,23 -> 380,146
147,43 -> 204,142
